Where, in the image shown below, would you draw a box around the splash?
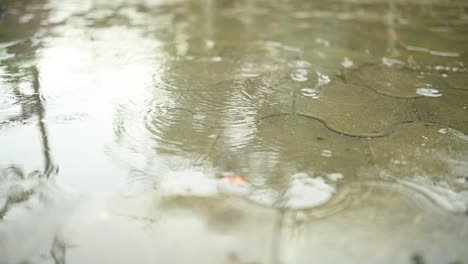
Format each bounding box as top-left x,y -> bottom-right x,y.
416,86 -> 442,97
300,88 -> 319,98
439,128 -> 468,141
290,69 -> 308,82
341,57 -> 353,68
280,173 -> 335,209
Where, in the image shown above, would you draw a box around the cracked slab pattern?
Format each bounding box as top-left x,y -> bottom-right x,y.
347,64 -> 442,98
414,89 -> 468,133
295,81 -> 418,136
2,0 -> 468,263
209,115 -> 370,182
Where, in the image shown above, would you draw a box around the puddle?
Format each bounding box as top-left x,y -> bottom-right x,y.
1,0 -> 468,263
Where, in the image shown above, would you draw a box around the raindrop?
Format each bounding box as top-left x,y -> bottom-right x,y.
321,150 -> 332,157
300,88 -> 319,98
416,87 -> 442,97
241,64 -> 260,78
291,68 -> 308,82
288,60 -> 311,68
438,128 -> 448,134
341,57 -> 353,68
315,38 -> 330,47
205,39 -> 215,49
382,57 -> 404,66
317,72 -> 331,87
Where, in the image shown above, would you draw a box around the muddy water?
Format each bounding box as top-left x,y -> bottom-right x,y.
0,0 -> 468,263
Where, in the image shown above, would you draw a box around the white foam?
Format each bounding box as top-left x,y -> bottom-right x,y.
281,173 -> 335,209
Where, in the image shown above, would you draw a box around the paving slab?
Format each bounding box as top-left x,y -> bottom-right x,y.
440,71 -> 468,91
347,64 -> 442,98
414,89 -> 468,133
209,115 -> 371,184
368,122 -> 468,182
287,184 -> 468,264
295,81 -> 418,137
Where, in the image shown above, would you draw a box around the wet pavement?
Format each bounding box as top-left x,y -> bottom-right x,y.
0,0 -> 468,263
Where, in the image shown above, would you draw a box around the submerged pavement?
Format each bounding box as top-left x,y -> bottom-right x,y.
0,0 -> 468,263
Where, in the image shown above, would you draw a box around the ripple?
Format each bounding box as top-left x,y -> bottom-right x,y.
0,94 -> 16,111
363,178 -> 468,214
399,180 -> 467,213
288,60 -> 312,68
406,45 -> 460,58
240,64 -> 261,78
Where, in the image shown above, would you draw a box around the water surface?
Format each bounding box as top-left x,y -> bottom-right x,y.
1,0 -> 468,263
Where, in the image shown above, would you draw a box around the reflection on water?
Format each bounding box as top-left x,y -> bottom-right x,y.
1,0 -> 468,263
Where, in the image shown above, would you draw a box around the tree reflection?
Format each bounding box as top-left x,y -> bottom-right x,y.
0,0 -> 56,215
0,1 -> 62,263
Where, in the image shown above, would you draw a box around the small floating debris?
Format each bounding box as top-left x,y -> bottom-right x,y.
217,172 -> 251,196
300,88 -> 319,98
219,172 -> 248,186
